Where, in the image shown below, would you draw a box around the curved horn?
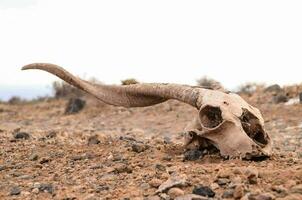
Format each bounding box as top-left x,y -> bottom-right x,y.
22,63 -> 200,108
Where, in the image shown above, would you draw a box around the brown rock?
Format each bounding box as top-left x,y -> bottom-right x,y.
233,185 -> 244,199
149,178 -> 163,188
245,167 -> 258,184
290,184 -> 302,194
168,188 -> 185,199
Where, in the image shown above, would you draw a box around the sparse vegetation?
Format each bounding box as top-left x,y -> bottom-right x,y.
196,76 -> 223,90
8,96 -> 24,105
121,78 -> 139,85
237,82 -> 265,95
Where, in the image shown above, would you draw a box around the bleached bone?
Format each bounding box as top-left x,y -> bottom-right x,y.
22,63 -> 272,159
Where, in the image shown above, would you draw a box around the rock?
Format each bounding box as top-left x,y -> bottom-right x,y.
87,135 -> 100,145
131,143 -> 147,153
39,183 -> 54,194
175,194 -> 208,200
32,188 -> 39,194
233,185 -> 244,199
45,131 -> 57,139
168,188 -> 185,199
147,196 -> 161,200
265,84 -> 282,93
222,189 -> 234,198
210,183 -> 219,190
29,153 -> 39,161
192,185 -> 215,197
299,92 -> 302,103
155,163 -> 166,171
183,149 -> 203,161
13,131 -> 30,140
217,170 -> 231,178
156,174 -> 187,193
0,165 -> 6,171
245,167 -> 258,184
10,186 -> 21,195
217,178 -> 231,186
149,178 -> 163,188
290,184 -> 302,194
65,98 -> 86,114
249,193 -> 275,200
114,164 -> 133,174
273,94 -> 288,104
39,157 -> 51,164
281,194 -> 302,200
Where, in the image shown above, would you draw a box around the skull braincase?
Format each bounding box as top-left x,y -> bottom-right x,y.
186,90 -> 272,158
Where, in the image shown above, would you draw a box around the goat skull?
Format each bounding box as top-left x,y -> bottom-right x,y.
22,63 -> 272,159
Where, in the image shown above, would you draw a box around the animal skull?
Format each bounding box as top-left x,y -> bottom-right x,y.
185,90 -> 272,159
22,63 -> 272,159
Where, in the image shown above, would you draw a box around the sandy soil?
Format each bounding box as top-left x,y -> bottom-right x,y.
0,92 -> 302,200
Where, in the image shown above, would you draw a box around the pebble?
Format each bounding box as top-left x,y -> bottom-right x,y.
217,178 -> 231,186
13,131 -> 30,140
175,194 -> 208,200
168,188 -> 185,199
156,174 -> 187,193
10,186 -> 21,195
222,189 -> 234,198
183,149 -> 203,161
245,167 -> 258,184
114,164 -> 133,174
32,188 -> 39,194
29,153 -> 39,161
155,163 -> 166,171
210,183 -> 219,190
233,185 -> 244,199
0,165 -> 6,171
249,193 -> 275,200
131,143 -> 147,153
149,178 -> 163,188
192,185 -> 215,197
87,135 -> 100,145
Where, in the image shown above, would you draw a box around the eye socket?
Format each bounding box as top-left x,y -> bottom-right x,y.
199,105 -> 223,129
240,108 -> 268,147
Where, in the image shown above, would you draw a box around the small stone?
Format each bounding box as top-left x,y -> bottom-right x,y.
222,189 -> 234,198
131,143 -> 147,153
299,92 -> 302,103
46,131 -> 57,139
32,188 -> 39,194
149,178 -> 163,188
245,167 -> 258,184
13,132 -> 30,140
290,184 -> 302,194
38,183 -> 54,194
147,196 -> 161,200
114,164 -> 133,174
217,178 -> 231,186
175,194 -> 208,200
210,183 -> 219,190
183,149 -> 203,161
39,157 -> 51,164
156,174 -> 187,193
87,135 -> 100,145
192,185 -> 215,197
155,163 -> 166,171
65,98 -> 86,114
0,165 -> 6,171
249,193 -> 275,200
233,185 -> 244,199
217,170 -> 231,178
29,153 -> 39,161
10,186 -> 21,195
168,188 -> 185,199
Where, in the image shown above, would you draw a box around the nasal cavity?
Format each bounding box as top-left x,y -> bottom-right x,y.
240,108 -> 268,146
199,106 -> 223,128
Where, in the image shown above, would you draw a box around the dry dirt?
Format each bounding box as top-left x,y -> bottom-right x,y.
0,93 -> 302,200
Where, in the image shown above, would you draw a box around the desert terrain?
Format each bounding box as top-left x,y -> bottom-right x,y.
0,84 -> 302,200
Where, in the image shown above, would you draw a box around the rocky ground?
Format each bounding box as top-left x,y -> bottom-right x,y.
0,86 -> 302,200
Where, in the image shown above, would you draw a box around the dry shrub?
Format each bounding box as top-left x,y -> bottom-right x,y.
196,76 -> 223,90
8,96 -> 24,104
237,82 -> 265,95
121,78 -> 139,85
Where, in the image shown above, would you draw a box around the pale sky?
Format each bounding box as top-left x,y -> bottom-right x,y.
0,0 -> 302,100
